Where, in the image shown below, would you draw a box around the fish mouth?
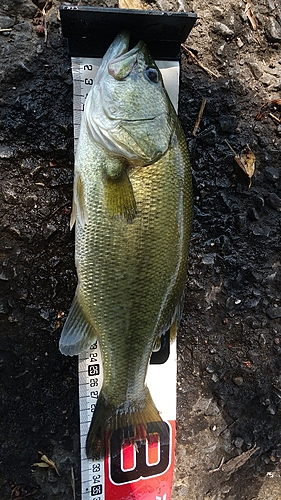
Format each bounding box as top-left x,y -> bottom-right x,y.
108,31 -> 145,81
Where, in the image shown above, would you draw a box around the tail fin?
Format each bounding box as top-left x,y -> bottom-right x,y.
86,387 -> 169,459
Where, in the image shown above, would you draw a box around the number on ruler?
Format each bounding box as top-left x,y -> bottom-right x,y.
90,378 -> 98,387
92,463 -> 100,472
91,485 -> 102,496
90,352 -> 98,363
88,364 -> 100,376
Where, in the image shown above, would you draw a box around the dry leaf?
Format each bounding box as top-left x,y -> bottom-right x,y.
225,141 -> 255,187
221,445 -> 259,473
32,462 -> 49,468
234,145 -> 255,186
32,452 -> 60,475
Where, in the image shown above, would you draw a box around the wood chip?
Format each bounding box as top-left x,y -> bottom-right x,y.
118,0 -> 143,8
244,0 -> 258,31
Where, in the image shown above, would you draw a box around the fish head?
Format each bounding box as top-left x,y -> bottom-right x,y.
85,32 -> 174,165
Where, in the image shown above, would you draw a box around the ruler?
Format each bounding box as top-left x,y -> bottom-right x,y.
71,57 -> 179,500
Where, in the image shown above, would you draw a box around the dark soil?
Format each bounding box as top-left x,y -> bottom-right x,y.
0,0 -> 281,499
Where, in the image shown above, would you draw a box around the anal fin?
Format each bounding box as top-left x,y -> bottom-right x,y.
59,293 -> 96,356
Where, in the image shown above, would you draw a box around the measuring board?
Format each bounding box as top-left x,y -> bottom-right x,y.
60,5 -> 197,499
72,58 -> 179,500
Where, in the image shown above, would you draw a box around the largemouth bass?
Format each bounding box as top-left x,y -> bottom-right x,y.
59,31 -> 193,459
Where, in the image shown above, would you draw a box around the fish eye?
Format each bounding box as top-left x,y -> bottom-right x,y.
145,67 -> 159,83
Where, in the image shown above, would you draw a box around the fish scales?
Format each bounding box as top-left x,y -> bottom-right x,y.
60,31 -> 193,458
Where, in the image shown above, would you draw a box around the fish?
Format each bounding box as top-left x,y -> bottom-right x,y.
59,31 -> 193,459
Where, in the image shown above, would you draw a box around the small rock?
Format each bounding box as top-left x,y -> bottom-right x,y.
236,37 -> 244,48
265,16 -> 281,42
36,44 -> 44,55
247,61 -> 263,80
247,207 -> 259,221
44,224 -> 57,239
3,188 -> 17,203
35,24 -> 45,37
267,0 -> 275,10
234,436 -> 244,449
233,375 -> 243,386
18,1 -> 37,18
251,223 -> 271,237
217,43 -> 226,55
211,373 -> 219,382
264,166 -> 280,182
0,145 -> 13,158
213,22 -> 234,38
272,79 -> 281,91
267,403 -> 276,415
267,306 -> 281,319
218,115 -> 238,133
258,136 -> 269,147
193,397 -> 212,412
24,194 -> 37,207
260,73 -> 275,87
267,193 -> 281,211
276,124 -> 281,136
216,176 -> 232,188
201,254 -> 215,265
213,6 -> 224,18
0,16 -> 14,28
40,309 -> 50,321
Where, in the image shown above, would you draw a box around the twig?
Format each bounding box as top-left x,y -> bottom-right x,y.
0,28 -> 12,32
71,467 -> 76,500
181,45 -> 221,78
49,201 -> 71,219
192,98 -> 207,136
209,456 -> 225,473
219,417 -> 238,436
42,0 -> 51,43
224,139 -> 237,155
269,112 -> 281,124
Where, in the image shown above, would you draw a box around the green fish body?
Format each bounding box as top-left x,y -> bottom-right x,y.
59,32 -> 193,458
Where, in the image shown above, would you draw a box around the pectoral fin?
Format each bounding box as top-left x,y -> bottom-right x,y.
104,169 -> 137,222
70,174 -> 88,230
59,293 -> 96,355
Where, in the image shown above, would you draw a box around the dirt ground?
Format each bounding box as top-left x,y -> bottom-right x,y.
0,0 -> 281,499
